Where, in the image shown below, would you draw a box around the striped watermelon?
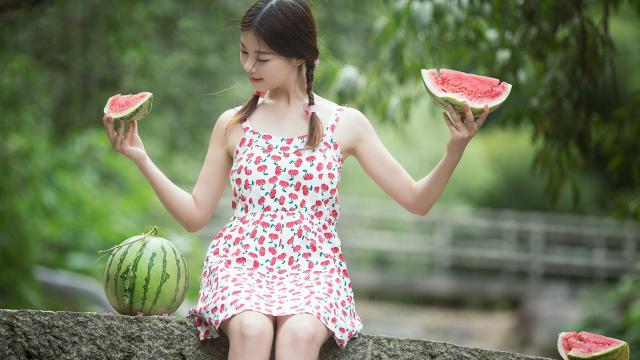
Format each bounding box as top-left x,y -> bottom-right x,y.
103,91 -> 153,122
102,226 -> 188,316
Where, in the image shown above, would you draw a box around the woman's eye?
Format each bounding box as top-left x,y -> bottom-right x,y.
257,59 -> 270,63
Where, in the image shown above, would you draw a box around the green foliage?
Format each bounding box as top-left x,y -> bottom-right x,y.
361,0 -> 640,221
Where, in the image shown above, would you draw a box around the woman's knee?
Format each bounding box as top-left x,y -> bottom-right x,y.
221,311 -> 275,342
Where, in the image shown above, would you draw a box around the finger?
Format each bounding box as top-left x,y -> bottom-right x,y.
115,120 -> 126,149
442,111 -> 459,132
463,102 -> 474,126
476,104 -> 490,129
105,116 -> 116,142
125,120 -> 135,144
447,104 -> 461,126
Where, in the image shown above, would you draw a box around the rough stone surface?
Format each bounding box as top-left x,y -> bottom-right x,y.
0,309 -> 552,359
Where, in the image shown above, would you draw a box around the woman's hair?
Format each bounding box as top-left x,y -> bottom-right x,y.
225,0 -> 322,150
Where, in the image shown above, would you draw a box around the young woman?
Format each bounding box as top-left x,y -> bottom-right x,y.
102,1 -> 489,359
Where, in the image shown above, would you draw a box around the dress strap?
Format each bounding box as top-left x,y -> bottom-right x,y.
324,106 -> 346,138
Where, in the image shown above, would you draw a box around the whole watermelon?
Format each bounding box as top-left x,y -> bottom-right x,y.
102,226 -> 188,316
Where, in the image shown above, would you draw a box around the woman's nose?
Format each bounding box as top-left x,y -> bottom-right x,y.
243,59 -> 256,74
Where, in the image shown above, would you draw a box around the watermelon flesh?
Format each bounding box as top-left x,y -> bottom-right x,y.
558,331 -> 630,360
103,91 -> 153,122
421,68 -> 511,117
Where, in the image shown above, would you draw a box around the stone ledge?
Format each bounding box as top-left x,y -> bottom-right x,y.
0,309 -> 552,359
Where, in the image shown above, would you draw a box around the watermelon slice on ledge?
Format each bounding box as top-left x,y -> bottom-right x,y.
558,331 -> 630,360
103,91 -> 153,122
421,68 -> 511,117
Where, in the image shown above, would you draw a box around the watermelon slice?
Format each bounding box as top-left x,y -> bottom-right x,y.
558,331 -> 630,360
420,68 -> 511,117
103,91 -> 153,122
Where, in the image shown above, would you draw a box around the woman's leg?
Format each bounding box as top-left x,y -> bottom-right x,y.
274,313 -> 333,360
220,311 -> 276,360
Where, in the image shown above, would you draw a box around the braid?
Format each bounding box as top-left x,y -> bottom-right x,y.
304,61 -> 322,150
224,94 -> 260,138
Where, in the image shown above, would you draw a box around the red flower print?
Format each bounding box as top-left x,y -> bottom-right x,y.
288,169 -> 299,176
295,158 -> 303,167
316,163 -> 324,171
270,257 -> 277,266
289,193 -> 298,200
257,165 -> 267,172
303,173 -> 313,180
331,246 -> 339,253
315,211 -> 324,218
249,252 -> 257,258
306,155 -> 316,162
269,247 -> 277,255
268,176 -> 278,184
276,166 -> 282,176
252,260 -> 259,269
272,155 -> 281,161
279,180 -> 289,187
259,247 -> 266,256
302,252 -> 311,259
293,245 -> 301,252
279,196 -> 285,205
308,261 -> 314,269
278,252 -> 287,260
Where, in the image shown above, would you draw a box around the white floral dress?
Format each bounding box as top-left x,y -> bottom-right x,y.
186,105 -> 363,349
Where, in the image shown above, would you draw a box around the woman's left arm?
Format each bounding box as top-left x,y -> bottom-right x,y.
350,103 -> 489,216
412,103 -> 489,215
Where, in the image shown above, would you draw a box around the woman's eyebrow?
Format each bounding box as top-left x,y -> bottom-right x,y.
240,41 -> 274,55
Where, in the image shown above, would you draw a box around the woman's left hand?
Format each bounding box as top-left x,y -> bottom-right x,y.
442,102 -> 489,156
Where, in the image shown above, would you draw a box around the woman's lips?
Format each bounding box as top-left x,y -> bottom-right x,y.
250,77 -> 263,83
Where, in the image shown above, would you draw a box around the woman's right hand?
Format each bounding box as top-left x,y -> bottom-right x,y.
103,114 -> 148,165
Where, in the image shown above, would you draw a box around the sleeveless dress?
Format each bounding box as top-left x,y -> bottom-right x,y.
186,105 -> 364,349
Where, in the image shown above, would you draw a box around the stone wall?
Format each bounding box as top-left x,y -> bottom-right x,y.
0,309 -> 553,359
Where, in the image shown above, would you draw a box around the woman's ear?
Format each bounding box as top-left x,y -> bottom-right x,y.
294,58 -> 305,66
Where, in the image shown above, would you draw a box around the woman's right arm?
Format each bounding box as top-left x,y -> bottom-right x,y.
104,109 -> 236,233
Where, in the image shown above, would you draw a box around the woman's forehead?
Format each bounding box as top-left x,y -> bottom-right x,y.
240,31 -> 274,53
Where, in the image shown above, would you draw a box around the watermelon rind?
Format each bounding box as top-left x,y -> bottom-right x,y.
558,331 -> 630,360
420,68 -> 511,118
103,92 -> 153,122
103,229 -> 188,316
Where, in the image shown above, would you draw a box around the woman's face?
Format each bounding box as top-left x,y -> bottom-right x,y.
239,31 -> 302,92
